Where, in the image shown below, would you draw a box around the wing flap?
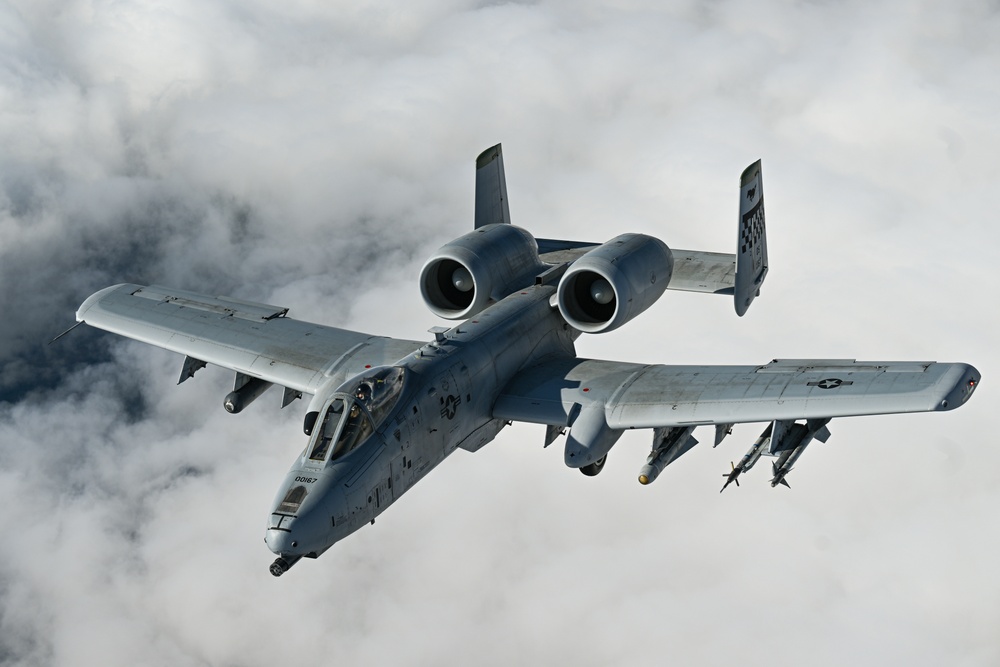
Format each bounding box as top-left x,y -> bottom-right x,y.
494,357 -> 980,428
78,284 -> 424,395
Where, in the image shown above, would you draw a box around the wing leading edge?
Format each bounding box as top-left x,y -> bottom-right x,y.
77,284 -> 424,395
493,357 -> 981,428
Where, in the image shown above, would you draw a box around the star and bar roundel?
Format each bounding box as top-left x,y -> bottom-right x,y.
807,378 -> 854,390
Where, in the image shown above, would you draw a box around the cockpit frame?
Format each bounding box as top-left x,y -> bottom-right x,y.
303,366 -> 408,465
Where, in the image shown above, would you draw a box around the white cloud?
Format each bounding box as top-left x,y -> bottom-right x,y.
1,0 -> 997,664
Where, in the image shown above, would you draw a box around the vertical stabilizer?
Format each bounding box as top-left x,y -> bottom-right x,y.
475,144 -> 511,228
735,160 -> 768,316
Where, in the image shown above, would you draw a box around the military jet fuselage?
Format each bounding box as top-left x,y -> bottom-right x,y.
265,283 -> 575,574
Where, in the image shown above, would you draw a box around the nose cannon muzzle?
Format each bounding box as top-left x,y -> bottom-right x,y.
269,554 -> 302,577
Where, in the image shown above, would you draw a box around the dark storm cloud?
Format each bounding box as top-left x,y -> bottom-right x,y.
1,184 -> 216,399
0,57 -> 435,400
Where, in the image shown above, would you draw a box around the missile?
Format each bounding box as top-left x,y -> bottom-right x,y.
770,441 -> 807,488
720,461 -> 742,493
768,419 -> 831,488
224,375 -> 273,414
719,424 -> 773,493
638,426 -> 698,485
770,460 -> 792,488
740,424 -> 773,472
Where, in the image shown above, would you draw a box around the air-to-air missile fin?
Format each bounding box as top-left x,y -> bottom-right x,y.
770,460 -> 790,488
720,461 -> 742,493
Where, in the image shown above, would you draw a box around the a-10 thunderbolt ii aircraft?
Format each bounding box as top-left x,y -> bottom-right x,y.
75,144 -> 980,577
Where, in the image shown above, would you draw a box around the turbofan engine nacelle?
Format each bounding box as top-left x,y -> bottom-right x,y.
557,233 -> 672,333
420,224 -> 544,320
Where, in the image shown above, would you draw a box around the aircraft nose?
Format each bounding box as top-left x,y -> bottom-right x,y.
265,504 -> 330,557
265,526 -> 297,555
265,471 -> 350,559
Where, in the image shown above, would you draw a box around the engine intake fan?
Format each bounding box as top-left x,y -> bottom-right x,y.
557,234 -> 672,333
419,224 -> 544,320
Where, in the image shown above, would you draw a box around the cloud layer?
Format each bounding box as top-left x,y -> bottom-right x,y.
1,1 -> 997,665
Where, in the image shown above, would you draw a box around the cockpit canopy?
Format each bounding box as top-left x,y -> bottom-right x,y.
305,367 -> 407,464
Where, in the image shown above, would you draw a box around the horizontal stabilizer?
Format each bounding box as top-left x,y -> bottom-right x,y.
666,249 -> 736,295
536,239 -> 598,266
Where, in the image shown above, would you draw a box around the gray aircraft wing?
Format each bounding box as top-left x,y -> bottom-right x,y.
76,284 -> 424,395
493,358 -> 980,428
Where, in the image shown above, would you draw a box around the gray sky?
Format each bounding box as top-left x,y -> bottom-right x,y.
1,1 -> 997,665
